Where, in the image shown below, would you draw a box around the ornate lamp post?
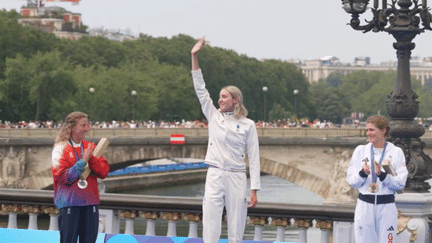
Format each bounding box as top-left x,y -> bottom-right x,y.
262,86 -> 268,123
89,87 -> 95,123
293,89 -> 299,118
341,0 -> 432,192
131,90 -> 137,121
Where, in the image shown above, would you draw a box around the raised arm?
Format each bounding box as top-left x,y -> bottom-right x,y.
191,37 -> 205,71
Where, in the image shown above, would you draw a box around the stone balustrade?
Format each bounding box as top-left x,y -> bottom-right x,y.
2,127 -> 432,139
4,189 -> 431,242
0,127 -> 373,138
0,188 -> 356,242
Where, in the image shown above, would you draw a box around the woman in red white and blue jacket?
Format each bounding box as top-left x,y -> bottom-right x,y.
52,111 -> 109,243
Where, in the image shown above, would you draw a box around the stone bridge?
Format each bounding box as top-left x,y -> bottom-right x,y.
1,136 -> 431,203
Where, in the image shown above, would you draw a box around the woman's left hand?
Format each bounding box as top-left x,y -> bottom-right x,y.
248,190 -> 258,208
374,161 -> 382,175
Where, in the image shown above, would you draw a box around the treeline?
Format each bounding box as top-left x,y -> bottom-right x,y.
1,9 -> 431,124
311,71 -> 432,122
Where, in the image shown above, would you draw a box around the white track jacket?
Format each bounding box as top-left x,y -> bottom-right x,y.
346,142 -> 408,195
192,69 -> 260,190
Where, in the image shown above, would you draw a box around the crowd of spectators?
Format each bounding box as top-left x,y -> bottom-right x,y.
0,118 -> 337,129
1,118 -> 430,130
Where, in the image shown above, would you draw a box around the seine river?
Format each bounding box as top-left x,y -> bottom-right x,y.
115,168 -> 324,242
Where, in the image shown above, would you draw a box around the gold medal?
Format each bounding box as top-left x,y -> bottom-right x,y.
368,183 -> 379,193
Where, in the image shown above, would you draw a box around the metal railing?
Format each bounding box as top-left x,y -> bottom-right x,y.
0,188 -> 355,243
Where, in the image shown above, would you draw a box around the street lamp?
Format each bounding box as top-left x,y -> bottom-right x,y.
293,89 -> 299,118
89,87 -> 95,122
341,0 -> 432,191
131,90 -> 137,121
262,86 -> 268,123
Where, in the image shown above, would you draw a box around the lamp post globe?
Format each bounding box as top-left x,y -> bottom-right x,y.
131,90 -> 137,121
89,87 -> 95,122
262,86 -> 268,123
293,89 -> 299,118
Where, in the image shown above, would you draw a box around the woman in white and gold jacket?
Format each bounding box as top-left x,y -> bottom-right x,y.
346,115 -> 408,243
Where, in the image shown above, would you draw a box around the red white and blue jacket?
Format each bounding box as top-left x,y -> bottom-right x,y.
51,140 -> 109,209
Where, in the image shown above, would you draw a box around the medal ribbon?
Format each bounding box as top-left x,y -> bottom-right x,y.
69,139 -> 84,162
370,142 -> 387,183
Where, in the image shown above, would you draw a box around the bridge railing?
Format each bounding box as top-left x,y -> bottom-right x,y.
0,128 -> 432,139
2,127 -> 431,139
0,127 -> 399,138
0,188 -> 355,243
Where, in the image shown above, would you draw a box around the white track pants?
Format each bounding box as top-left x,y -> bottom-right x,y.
354,199 -> 397,243
202,167 -> 248,243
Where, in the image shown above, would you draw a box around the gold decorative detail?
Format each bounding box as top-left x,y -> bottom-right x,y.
141,211 -> 159,220
249,216 -> 268,226
397,211 -> 411,234
183,213 -> 202,222
397,211 -> 419,241
22,205 -> 40,214
41,206 -> 59,215
120,210 -> 138,219
294,219 -> 311,228
1,204 -> 21,213
316,220 -> 333,230
410,230 -> 418,242
162,212 -> 181,221
271,218 -> 290,227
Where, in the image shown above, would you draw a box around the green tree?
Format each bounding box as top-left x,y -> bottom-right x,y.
58,36 -> 134,68
413,77 -> 432,118
352,71 -> 395,118
310,81 -> 351,124
268,103 -> 292,123
339,70 -> 383,107
0,10 -> 59,79
137,35 -> 317,121
2,51 -> 76,121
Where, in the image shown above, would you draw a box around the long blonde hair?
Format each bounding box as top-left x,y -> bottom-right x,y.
222,85 -> 248,119
55,111 -> 88,144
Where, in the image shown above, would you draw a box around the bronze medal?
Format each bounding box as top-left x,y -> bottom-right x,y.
368,182 -> 379,193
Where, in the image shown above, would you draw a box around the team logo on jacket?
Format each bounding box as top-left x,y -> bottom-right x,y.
69,152 -> 73,158
388,232 -> 393,242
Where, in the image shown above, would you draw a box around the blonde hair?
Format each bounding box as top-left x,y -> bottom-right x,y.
222,85 -> 248,119
366,115 -> 390,138
55,111 -> 88,144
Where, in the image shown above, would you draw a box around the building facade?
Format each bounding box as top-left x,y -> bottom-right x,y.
295,56 -> 432,85
18,6 -> 86,40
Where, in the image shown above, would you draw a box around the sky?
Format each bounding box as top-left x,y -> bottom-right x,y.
3,0 -> 432,64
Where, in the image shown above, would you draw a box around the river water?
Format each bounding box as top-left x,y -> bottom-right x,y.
113,159 -> 325,242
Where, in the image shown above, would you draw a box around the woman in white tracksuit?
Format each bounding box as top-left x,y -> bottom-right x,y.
191,37 -> 260,243
346,115 -> 408,243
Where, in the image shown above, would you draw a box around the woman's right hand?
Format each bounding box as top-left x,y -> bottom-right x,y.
191,37 -> 205,55
82,143 -> 94,163
362,161 -> 370,175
